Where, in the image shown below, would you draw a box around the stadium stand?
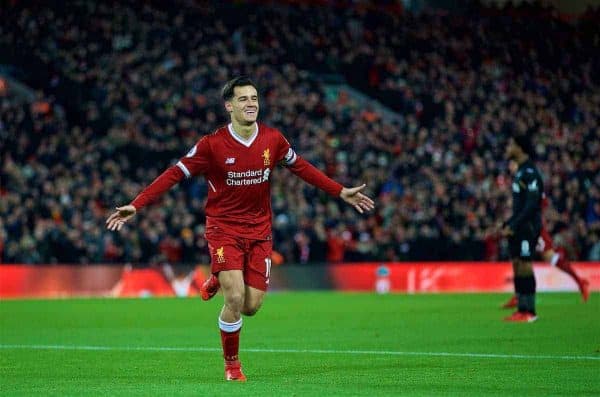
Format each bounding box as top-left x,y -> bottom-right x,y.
1,1 -> 599,264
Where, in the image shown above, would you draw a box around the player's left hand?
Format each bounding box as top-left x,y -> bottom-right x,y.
340,184 -> 375,214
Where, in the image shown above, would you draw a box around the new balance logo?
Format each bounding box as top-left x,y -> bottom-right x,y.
225,157 -> 236,165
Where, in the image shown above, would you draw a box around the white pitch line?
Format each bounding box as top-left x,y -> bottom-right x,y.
1,344 -> 599,362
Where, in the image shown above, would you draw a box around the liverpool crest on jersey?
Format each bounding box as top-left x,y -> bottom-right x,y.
262,148 -> 271,166
216,247 -> 225,263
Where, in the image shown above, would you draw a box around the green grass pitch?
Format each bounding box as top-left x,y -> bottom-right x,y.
1,292 -> 598,396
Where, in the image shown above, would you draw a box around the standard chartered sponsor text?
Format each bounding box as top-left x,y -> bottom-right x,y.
226,169 -> 270,186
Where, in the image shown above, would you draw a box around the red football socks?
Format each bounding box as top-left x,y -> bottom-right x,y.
220,329 -> 241,361
219,317 -> 242,362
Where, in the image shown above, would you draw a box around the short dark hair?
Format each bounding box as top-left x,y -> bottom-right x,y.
221,76 -> 258,101
512,133 -> 535,157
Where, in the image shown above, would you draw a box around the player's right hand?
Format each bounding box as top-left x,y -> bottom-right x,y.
106,205 -> 137,231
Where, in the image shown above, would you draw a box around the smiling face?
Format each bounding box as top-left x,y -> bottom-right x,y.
225,85 -> 259,126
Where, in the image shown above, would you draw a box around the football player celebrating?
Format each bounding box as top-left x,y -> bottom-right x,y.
106,76 -> 374,380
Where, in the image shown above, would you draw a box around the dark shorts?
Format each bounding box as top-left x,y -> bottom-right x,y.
509,224 -> 541,260
206,229 -> 272,292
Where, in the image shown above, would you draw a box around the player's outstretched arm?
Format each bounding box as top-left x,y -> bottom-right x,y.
284,152 -> 375,214
340,184 -> 375,214
106,162 -> 189,232
106,205 -> 137,231
104,138 -> 208,232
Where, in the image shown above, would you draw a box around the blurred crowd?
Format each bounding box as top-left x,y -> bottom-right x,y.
1,1 -> 599,265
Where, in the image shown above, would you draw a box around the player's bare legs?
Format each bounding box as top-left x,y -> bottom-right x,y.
219,270 -> 245,321
541,249 -> 589,302
218,270 -> 247,381
242,285 -> 265,316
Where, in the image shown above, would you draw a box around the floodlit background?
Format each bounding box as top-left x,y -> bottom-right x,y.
1,1 -> 599,395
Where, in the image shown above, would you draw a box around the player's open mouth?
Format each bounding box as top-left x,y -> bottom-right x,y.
244,109 -> 257,116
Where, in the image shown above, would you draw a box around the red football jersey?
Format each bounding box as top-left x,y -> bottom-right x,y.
131,123 -> 343,239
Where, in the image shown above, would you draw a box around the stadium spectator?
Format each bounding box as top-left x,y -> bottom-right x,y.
1,1 -> 598,265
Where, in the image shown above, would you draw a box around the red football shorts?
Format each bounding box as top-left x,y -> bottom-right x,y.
536,225 -> 553,254
206,232 -> 272,291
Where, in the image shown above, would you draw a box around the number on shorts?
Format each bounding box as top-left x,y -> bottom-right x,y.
521,240 -> 530,257
536,236 -> 544,252
265,257 -> 272,281
265,258 -> 271,278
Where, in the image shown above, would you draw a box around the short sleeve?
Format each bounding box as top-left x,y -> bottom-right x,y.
176,137 -> 211,178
